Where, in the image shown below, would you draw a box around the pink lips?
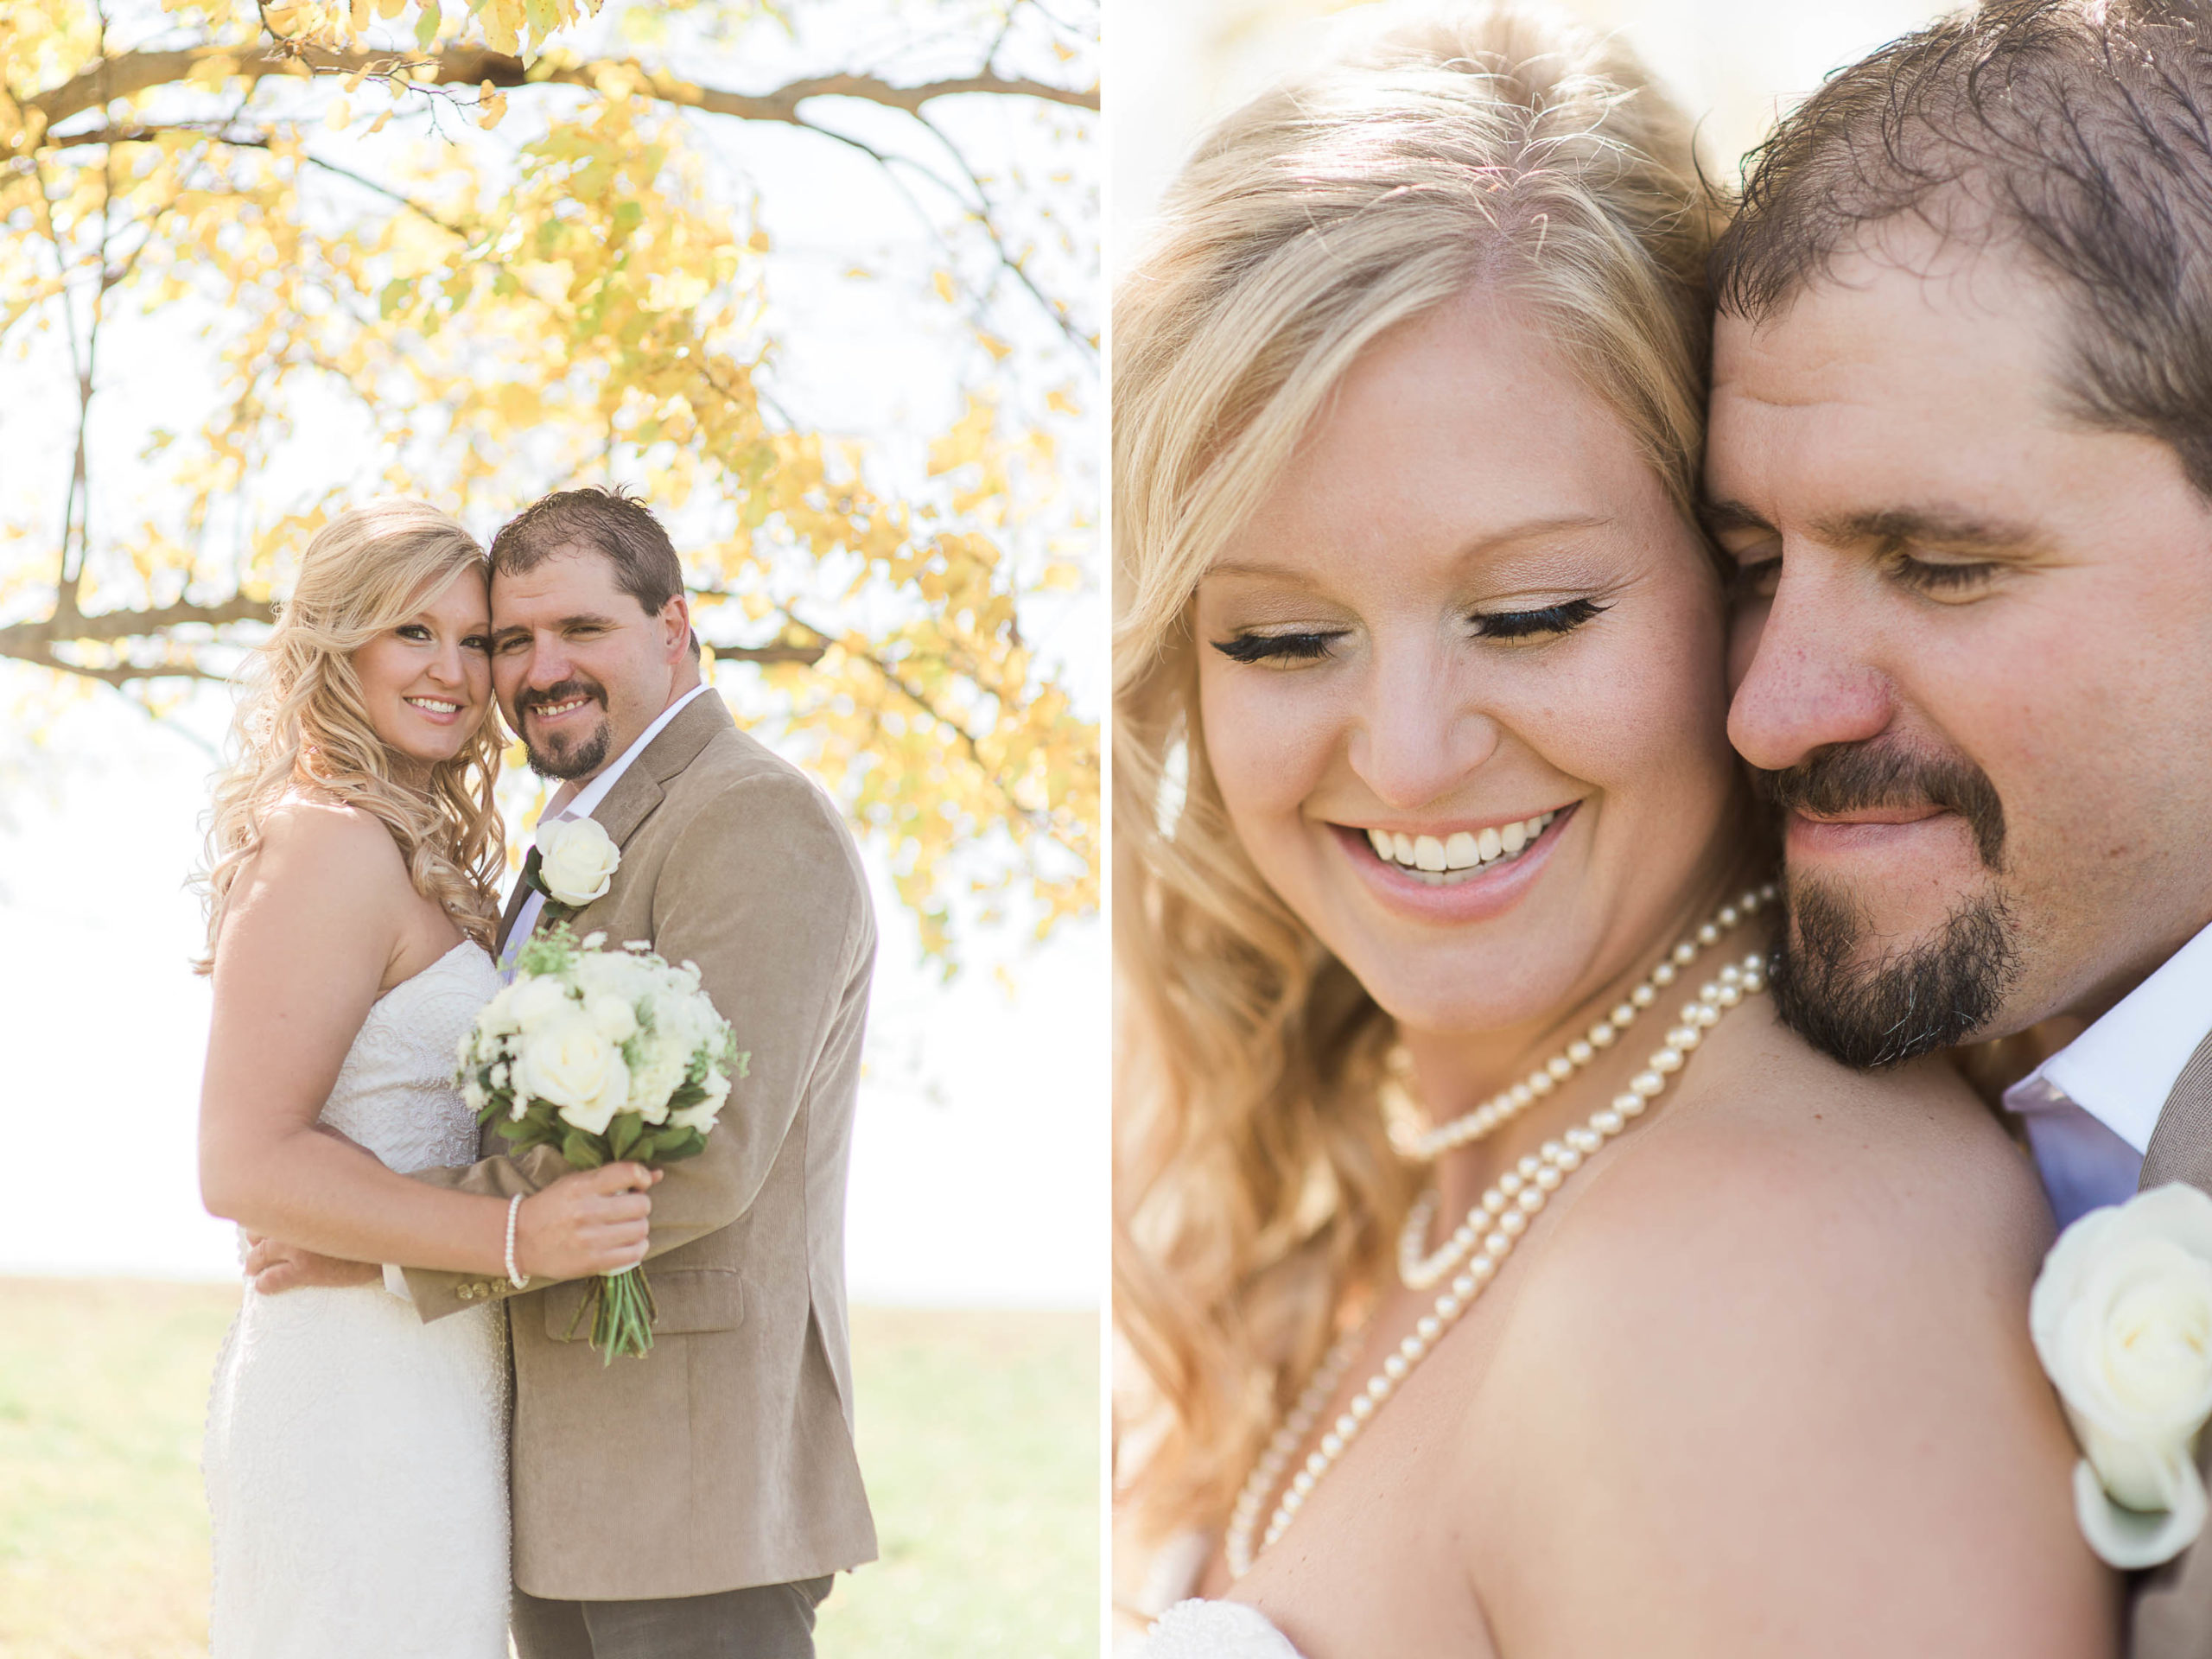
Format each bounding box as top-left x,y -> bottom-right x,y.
1785,807 -> 1958,860
1333,802 -> 1577,925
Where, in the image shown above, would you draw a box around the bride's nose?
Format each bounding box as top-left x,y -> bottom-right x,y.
424,637 -> 468,688
1345,648 -> 1499,810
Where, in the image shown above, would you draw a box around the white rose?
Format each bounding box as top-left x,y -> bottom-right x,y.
585,992 -> 638,1046
536,816 -> 620,906
573,950 -> 655,1007
624,1033 -> 690,1123
510,1008 -> 632,1136
669,1065 -> 731,1134
2031,1181 -> 2212,1567
505,975 -> 574,1036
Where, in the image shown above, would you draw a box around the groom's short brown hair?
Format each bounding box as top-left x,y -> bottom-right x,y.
1711,0 -> 2212,498
489,486 -> 685,619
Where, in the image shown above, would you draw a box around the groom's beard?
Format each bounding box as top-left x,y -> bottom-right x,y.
1754,740 -> 2021,1070
515,677 -> 613,780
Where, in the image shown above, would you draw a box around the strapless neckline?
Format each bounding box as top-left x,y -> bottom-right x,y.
1142,1597 -> 1308,1657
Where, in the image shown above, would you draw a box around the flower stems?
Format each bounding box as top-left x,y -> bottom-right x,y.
564,1265 -> 661,1363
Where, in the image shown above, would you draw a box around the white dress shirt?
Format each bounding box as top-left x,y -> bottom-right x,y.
2004,918 -> 2212,1230
382,682 -> 714,1298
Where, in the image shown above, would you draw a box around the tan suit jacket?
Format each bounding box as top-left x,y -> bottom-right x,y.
404,692 -> 879,1600
2126,1027 -> 2212,1658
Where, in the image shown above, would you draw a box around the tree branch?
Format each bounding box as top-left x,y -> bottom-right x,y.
0,591 -> 271,652
28,43 -> 1096,134
0,645 -> 230,687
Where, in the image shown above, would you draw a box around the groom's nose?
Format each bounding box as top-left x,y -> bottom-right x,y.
1727,552 -> 1893,772
523,633 -> 574,688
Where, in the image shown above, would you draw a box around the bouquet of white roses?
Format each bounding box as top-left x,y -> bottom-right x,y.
454,921 -> 747,1362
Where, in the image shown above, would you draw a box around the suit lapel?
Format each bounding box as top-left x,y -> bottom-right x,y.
588,690 -> 733,849
2141,1028 -> 2212,1195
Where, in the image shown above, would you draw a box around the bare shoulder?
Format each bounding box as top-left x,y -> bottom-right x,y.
1586,1001 -> 2052,1293
219,794 -> 410,957
1471,1001 -> 2111,1656
253,792 -> 409,878
1512,1001 -> 2054,1402
241,796 -> 411,902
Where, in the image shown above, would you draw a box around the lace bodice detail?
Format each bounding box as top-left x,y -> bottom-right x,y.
1142,1600 -> 1307,1657
318,941 -> 500,1174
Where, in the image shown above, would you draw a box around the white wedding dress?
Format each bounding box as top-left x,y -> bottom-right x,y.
203,940 -> 510,1658
1143,1599 -> 1309,1657
1134,1535 -> 1310,1657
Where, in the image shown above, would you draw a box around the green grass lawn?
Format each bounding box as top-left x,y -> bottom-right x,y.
0,1279 -> 1097,1658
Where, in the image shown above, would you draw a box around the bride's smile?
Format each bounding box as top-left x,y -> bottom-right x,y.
1192,289 -> 1742,1045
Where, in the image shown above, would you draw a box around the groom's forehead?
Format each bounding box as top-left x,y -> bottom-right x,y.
490,544 -> 632,617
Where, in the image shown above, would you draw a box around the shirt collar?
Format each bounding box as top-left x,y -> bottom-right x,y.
2003,918 -> 2212,1154
551,683 -> 711,823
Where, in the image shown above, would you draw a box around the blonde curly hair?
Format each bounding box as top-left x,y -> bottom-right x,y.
1113,0 -> 1717,1546
196,499 -> 505,970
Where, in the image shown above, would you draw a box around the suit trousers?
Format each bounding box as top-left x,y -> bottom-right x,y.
511,1576 -> 835,1659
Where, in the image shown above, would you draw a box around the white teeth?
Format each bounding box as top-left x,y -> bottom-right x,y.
407,698 -> 459,713
1363,808 -> 1563,881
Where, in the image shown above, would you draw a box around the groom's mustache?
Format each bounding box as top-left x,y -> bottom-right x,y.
1751,740 -> 2007,872
513,677 -> 607,725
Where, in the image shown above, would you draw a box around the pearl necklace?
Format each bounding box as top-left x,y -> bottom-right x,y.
1386,886 -> 1775,1162
1224,906 -> 1771,1580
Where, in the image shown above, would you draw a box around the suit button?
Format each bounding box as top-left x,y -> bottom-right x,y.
458,1284 -> 477,1300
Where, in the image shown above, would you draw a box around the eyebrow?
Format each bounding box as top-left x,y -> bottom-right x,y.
493,612 -> 620,638
1699,499 -> 2043,556
1808,506 -> 2044,553
1205,512 -> 1615,583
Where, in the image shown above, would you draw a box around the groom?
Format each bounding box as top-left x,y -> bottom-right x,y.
259,486 -> 879,1655
1702,1 -> 2212,1650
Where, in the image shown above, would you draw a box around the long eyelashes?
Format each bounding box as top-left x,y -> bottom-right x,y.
1211,631 -> 1343,664
1468,596 -> 1609,639
1211,598 -> 1609,664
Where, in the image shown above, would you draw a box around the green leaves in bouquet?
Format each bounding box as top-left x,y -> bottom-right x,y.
513,924 -> 583,980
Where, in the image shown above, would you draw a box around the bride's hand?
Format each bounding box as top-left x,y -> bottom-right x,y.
513,1163 -> 662,1281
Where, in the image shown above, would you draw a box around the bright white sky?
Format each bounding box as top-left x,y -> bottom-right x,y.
0,0 -> 1103,1308
1109,0 -> 1956,268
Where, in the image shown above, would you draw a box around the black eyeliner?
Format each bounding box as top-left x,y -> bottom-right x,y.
1211,632 -> 1339,664
1469,596 -> 1610,640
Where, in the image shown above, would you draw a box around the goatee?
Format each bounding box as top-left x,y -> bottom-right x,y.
1766,875 -> 2020,1069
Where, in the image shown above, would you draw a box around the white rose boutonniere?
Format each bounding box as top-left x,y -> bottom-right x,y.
2031,1181 -> 2212,1567
535,815 -> 620,906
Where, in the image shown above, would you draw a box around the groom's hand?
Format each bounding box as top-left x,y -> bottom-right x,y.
245,1234 -> 379,1294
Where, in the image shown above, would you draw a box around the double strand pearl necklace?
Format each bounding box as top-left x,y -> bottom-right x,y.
1386,885 -> 1777,1163
1223,895 -> 1773,1580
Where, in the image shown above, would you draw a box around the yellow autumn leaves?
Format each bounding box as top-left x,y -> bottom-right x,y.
0,0 -> 1099,960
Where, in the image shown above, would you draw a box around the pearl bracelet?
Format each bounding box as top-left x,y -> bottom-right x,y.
505,1193 -> 530,1291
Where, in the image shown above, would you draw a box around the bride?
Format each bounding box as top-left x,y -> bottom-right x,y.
195,499 -> 658,1656
1112,6 -> 2113,1655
